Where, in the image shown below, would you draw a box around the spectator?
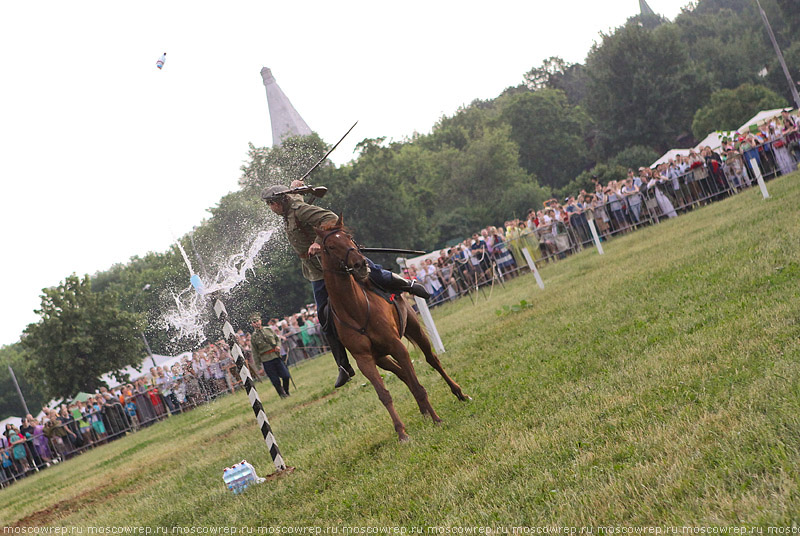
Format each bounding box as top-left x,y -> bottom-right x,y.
6,424 -> 30,475
621,176 -> 642,224
29,416 -> 53,465
487,226 -> 516,278
647,172 -> 678,219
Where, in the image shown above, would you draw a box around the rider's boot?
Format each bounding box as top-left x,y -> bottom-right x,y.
330,337 -> 356,388
386,273 -> 431,300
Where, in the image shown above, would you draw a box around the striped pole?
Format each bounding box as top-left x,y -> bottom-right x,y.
212,298 -> 286,472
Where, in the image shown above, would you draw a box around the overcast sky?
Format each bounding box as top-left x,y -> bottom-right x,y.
0,0 -> 692,347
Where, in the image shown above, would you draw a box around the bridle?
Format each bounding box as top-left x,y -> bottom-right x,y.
320,228 -> 364,276
319,227 -> 371,335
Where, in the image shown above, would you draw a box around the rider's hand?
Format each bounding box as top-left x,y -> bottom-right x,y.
308,242 -> 322,257
290,179 -> 305,188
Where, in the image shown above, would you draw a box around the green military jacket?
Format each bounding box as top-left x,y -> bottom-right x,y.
284,195 -> 338,282
251,327 -> 280,362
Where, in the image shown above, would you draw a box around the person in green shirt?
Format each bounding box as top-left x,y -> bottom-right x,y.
249,313 -> 291,398
261,180 -> 429,389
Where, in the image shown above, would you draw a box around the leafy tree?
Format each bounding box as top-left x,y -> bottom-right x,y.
92,249 -> 188,355
22,275 -> 145,399
585,21 -> 710,157
761,41 -> 800,107
692,83 -> 788,139
0,343 -> 48,420
524,57 -> 589,105
609,145 -> 661,171
557,163 -> 627,200
238,134 -> 328,191
439,125 -> 537,231
674,3 -> 770,91
499,89 -> 591,190
419,99 -> 501,152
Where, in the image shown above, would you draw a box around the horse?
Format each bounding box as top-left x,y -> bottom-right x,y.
315,217 -> 469,441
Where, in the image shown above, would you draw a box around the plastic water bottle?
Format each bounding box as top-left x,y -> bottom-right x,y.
190,274 -> 205,295
223,460 -> 257,494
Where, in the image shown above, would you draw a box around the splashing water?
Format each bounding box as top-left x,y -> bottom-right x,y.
164,229 -> 276,342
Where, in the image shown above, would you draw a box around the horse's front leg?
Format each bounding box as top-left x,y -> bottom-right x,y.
387,340 -> 441,424
354,353 -> 409,442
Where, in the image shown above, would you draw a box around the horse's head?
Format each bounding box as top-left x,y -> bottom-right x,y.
316,215 -> 370,282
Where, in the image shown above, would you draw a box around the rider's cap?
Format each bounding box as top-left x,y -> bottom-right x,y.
261,184 -> 291,203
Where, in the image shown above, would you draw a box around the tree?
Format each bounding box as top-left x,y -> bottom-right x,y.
91,249 -> 189,356
557,163 -> 627,200
609,145 -> 661,171
238,134 -> 329,191
524,57 -> 589,105
691,83 -> 788,139
22,275 -> 145,400
499,89 -> 591,190
585,21 -> 710,158
0,343 -> 48,420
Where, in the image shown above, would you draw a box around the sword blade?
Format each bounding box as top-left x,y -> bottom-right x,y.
360,247 -> 427,256
299,121 -> 359,182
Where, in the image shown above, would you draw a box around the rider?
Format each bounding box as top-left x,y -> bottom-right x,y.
262,180 -> 430,388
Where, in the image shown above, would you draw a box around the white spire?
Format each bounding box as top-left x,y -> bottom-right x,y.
260,67 -> 312,147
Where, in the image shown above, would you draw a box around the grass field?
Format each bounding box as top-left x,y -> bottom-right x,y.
3,174 -> 800,528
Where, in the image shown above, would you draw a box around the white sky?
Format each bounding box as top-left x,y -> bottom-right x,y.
0,0 -> 691,347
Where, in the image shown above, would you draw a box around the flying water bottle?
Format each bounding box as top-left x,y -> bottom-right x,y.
190,274 -> 205,295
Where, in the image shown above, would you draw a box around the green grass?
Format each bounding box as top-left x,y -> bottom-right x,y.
3,174 -> 800,527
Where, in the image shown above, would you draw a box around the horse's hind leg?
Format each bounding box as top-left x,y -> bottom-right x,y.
404,312 -> 470,401
354,354 -> 409,442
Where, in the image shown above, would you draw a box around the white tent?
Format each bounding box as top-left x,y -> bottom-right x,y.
651,148 -> 691,168
0,416 -> 22,429
99,351 -> 192,388
651,108 -> 797,168
695,131 -> 737,152
737,108 -> 787,133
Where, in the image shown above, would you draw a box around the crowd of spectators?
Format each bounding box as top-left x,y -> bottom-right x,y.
405,110 -> 799,306
0,309 -> 331,488
3,111 -> 797,488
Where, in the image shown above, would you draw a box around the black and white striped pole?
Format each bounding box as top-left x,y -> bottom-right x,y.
191,275 -> 286,474
213,298 -> 286,473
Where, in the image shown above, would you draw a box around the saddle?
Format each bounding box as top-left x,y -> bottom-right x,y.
331,280 -> 408,338
364,282 -> 408,338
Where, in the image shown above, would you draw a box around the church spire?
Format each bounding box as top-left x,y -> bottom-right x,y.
639,0 -> 656,17
260,67 -> 312,147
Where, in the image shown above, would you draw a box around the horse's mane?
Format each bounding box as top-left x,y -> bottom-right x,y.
319,219 -> 353,235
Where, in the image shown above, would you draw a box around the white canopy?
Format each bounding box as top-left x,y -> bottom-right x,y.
99,351 -> 192,388
651,108 -> 796,168
737,108 -> 788,133
651,148 -> 691,168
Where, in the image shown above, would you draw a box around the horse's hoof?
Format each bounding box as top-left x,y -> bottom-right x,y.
399,434 -> 411,443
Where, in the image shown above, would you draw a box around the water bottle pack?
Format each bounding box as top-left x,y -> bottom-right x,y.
222,460 -> 265,494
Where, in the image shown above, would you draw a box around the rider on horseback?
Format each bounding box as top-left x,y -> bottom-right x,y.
262,180 -> 430,389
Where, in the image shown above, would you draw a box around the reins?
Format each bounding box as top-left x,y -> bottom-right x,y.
319,228 -> 371,335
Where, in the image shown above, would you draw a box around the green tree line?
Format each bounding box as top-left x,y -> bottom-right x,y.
6,0 -> 799,413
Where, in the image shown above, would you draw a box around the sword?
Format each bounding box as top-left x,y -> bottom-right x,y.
359,247 -> 427,256
298,121 -> 359,182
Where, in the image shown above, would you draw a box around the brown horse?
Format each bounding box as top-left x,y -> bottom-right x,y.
315,218 -> 469,441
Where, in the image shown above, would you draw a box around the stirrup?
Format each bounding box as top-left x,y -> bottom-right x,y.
334,366 -> 352,388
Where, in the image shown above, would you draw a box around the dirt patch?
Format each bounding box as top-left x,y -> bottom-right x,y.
296,391 -> 336,409
264,465 -> 296,481
11,480 -> 142,527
